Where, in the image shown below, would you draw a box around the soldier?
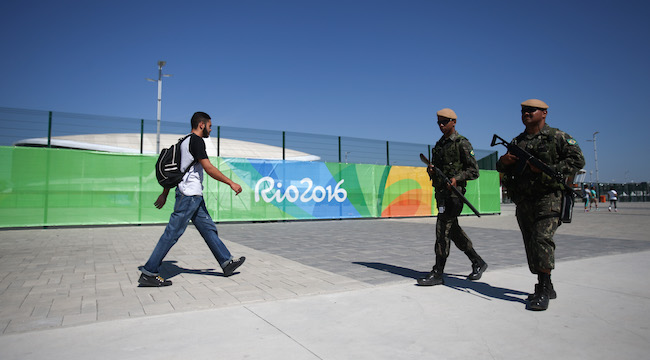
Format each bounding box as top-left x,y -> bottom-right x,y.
417,108 -> 488,286
496,99 -> 585,311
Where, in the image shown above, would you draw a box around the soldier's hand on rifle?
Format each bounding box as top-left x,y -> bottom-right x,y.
448,177 -> 457,189
528,161 -> 542,173
499,152 -> 518,165
427,164 -> 435,176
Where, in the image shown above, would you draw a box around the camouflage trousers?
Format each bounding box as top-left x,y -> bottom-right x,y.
435,195 -> 476,258
515,191 -> 562,274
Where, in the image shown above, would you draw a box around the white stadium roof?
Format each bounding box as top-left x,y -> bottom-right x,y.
14,133 -> 320,161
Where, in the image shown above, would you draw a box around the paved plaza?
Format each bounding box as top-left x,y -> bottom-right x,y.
1,202 -> 650,359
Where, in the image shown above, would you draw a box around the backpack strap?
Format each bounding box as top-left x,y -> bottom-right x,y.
179,134 -> 198,174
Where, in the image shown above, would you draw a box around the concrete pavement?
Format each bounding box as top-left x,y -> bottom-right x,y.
1,203 -> 650,359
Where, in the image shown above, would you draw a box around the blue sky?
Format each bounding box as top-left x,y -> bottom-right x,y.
1,0 -> 649,182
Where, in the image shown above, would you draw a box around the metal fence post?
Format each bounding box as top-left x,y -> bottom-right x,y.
217,126 -> 220,157
47,111 -> 52,147
140,119 -> 144,154
338,136 -> 342,163
282,131 -> 286,160
386,141 -> 390,166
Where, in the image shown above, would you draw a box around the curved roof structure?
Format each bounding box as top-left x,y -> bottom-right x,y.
14,133 -> 320,161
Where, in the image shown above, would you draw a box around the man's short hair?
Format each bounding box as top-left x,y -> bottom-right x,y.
191,112 -> 211,129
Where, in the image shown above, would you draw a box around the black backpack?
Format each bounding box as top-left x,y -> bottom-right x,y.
155,134 -> 196,188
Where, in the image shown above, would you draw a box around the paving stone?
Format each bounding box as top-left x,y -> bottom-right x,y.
142,302 -> 174,315
5,315 -> 63,333
62,312 -> 97,327
30,303 -> 53,318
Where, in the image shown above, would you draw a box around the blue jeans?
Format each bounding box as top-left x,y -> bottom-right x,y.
141,189 -> 233,276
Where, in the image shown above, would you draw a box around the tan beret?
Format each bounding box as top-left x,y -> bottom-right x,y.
521,99 -> 549,109
436,108 -> 457,120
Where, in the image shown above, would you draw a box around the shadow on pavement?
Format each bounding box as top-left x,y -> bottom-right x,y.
353,261 -> 429,279
353,261 -> 528,304
444,274 -> 528,304
159,260 -> 231,279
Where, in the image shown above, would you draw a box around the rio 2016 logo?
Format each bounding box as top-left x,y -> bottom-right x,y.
254,177 -> 347,203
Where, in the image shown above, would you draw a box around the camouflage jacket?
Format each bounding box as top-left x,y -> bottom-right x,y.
496,124 -> 585,202
432,132 -> 479,197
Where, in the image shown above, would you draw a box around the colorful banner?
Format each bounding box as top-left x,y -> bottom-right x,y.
0,147 -> 500,227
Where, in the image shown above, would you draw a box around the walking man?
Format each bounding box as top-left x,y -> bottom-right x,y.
497,99 -> 584,310
608,187 -> 618,212
139,111 -> 245,287
418,108 -> 488,286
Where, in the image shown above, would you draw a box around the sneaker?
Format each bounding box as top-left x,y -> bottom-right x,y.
138,273 -> 172,287
223,256 -> 246,277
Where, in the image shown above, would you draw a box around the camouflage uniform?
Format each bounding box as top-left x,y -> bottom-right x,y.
497,124 -> 585,274
431,132 -> 481,273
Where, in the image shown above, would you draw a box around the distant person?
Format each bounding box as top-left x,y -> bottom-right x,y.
608,188 -> 618,212
417,108 -> 487,287
582,184 -> 590,212
138,111 -> 245,287
590,186 -> 598,211
496,99 -> 585,311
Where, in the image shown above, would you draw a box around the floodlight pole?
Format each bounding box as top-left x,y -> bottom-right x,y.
146,61 -> 172,154
587,131 -> 600,193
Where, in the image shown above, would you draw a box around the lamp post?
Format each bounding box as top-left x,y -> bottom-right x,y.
586,131 -> 600,194
146,61 -> 172,154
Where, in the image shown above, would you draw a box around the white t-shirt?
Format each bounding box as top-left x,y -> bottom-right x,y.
607,190 -> 618,201
177,134 -> 208,197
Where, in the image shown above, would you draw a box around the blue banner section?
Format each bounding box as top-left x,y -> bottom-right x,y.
222,159 -> 362,220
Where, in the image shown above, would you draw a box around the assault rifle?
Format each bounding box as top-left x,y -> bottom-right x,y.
490,134 -> 578,223
419,153 -> 481,217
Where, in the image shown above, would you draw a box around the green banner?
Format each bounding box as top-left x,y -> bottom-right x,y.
0,147 -> 501,227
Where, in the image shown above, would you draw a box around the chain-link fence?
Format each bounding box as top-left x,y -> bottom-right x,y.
0,106 -> 498,169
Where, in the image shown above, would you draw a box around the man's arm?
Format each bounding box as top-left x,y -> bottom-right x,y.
199,158 -> 243,195
154,187 -> 171,209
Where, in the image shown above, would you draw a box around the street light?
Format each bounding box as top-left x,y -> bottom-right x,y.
586,131 -> 600,194
146,60 -> 172,154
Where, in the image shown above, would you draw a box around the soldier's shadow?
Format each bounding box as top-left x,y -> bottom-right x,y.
353,262 -> 527,304
159,260 -> 227,279
443,274 -> 528,304
353,262 -> 429,280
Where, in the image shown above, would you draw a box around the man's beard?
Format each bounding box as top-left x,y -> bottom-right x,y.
202,128 -> 210,138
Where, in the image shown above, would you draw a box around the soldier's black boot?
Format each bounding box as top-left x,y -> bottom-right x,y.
417,256 -> 445,286
466,250 -> 488,281
527,273 -> 551,311
526,282 -> 557,301
417,269 -> 444,286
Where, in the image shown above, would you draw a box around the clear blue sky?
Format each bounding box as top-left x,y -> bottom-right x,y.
1,0 -> 649,182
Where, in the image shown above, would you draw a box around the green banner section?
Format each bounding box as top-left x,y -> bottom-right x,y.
0,147 -> 500,227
